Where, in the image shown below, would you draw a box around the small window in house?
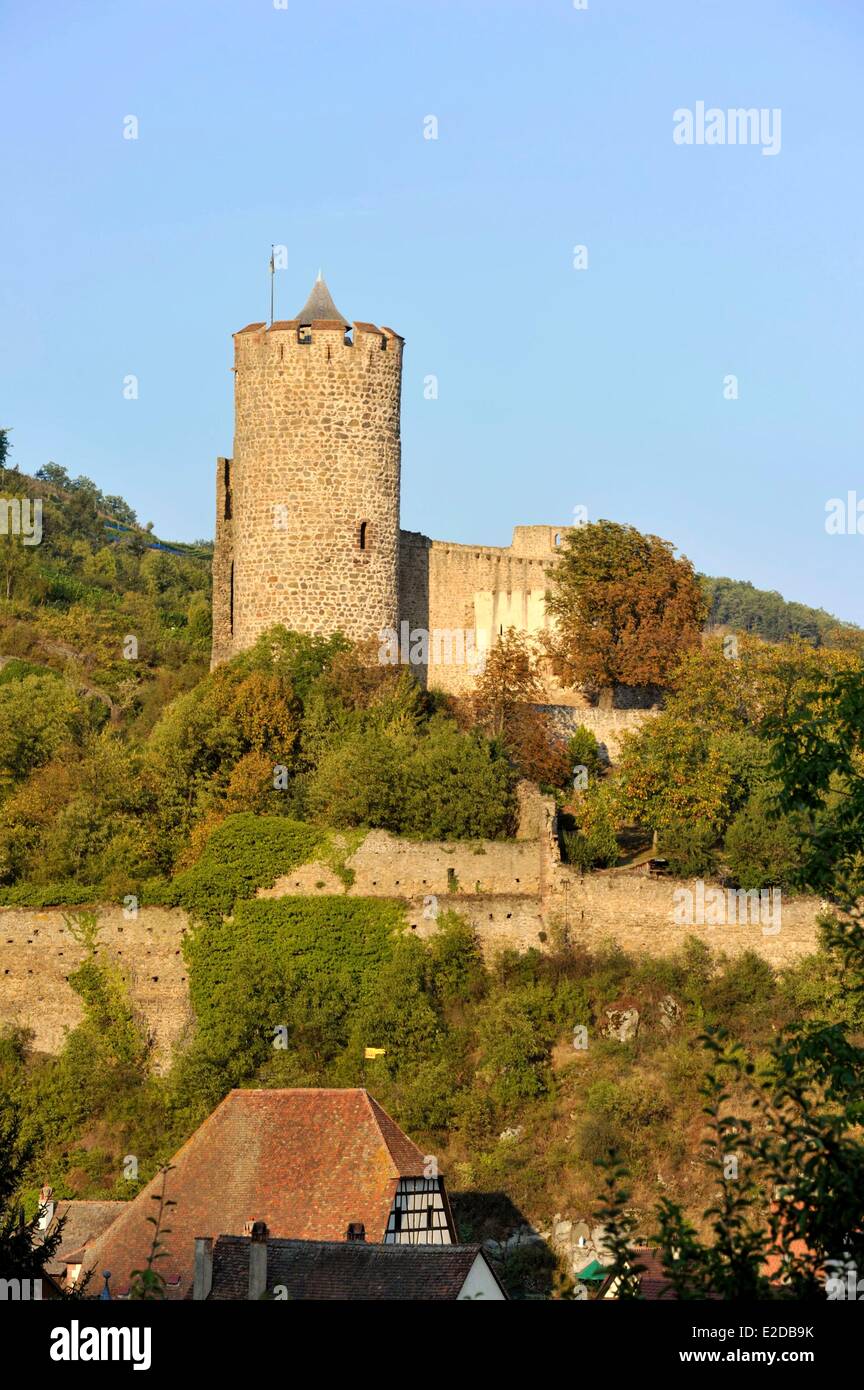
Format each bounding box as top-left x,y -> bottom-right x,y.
554,532 -> 561,546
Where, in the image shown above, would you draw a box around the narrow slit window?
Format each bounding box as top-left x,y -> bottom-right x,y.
358,520 -> 369,551
229,561 -> 235,634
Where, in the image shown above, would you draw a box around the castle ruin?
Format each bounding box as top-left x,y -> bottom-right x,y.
211,273 -> 576,700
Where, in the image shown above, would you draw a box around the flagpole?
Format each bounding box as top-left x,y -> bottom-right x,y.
269,245 -> 275,325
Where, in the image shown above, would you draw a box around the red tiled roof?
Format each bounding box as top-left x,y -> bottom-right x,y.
600,1247 -> 677,1301
44,1200 -> 127,1275
200,1237 -> 500,1301
80,1089 -> 428,1300
633,1247 -> 677,1300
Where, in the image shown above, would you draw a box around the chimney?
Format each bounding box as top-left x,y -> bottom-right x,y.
193,1238 -> 214,1301
37,1185 -> 55,1232
247,1221 -> 268,1300
346,1222 -> 366,1242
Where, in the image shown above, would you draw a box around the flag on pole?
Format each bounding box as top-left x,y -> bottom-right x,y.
364,1047 -> 386,1060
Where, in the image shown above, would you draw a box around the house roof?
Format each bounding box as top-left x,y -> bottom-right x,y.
600,1247 -> 677,1301
201,1236 -> 501,1301
575,1257 -> 608,1282
80,1089 -> 430,1299
44,1200 -> 127,1275
295,272 -> 350,327
632,1247 -> 677,1300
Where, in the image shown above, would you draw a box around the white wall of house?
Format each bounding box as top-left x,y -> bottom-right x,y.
458,1254 -> 506,1301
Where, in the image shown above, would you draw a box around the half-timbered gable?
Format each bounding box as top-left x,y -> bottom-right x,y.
385,1176 -> 454,1245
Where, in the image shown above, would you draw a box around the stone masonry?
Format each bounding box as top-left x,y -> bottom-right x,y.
210,274 -> 617,718
0,798 -> 827,1069
212,274 -> 404,664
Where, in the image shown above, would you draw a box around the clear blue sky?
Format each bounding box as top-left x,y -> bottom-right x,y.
2,0 -> 862,620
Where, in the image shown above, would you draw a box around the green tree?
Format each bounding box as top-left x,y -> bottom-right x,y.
723,788 -> 805,890
0,1100 -> 64,1280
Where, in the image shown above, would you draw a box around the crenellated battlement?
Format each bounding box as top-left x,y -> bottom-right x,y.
233,319 -> 404,366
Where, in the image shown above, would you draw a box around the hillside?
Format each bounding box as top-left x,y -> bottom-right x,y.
1,452 -> 862,1297
702,574 -> 863,649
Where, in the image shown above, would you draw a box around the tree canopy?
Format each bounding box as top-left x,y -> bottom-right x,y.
544,521 -> 706,693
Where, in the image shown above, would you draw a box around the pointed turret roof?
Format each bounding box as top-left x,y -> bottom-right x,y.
295,271 -> 350,326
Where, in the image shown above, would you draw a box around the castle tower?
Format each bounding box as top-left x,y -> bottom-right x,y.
211,273 -> 403,666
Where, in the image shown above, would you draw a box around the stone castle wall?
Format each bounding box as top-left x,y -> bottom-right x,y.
0,843 -> 826,1067
540,704 -> 656,761
398,525 -> 583,699
212,319 -> 403,666
0,906 -> 192,1070
546,872 -> 823,970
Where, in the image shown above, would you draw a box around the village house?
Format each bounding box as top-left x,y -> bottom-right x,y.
38,1189 -> 126,1291
78,1088 -> 458,1299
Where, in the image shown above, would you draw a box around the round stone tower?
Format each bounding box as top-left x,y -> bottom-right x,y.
211,273 -> 403,666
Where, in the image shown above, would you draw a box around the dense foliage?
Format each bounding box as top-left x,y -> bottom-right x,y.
596,660 -> 864,1299
703,575 -> 864,651
544,520 -> 706,692
0,618 -> 520,902
609,635 -> 858,884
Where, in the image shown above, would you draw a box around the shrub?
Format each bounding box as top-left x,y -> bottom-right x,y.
476,994 -> 553,1108
657,819 -> 716,877
567,726 -> 604,779
168,814 -> 322,925
705,951 -> 776,1017
561,785 -> 620,870
425,912 -> 488,1007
